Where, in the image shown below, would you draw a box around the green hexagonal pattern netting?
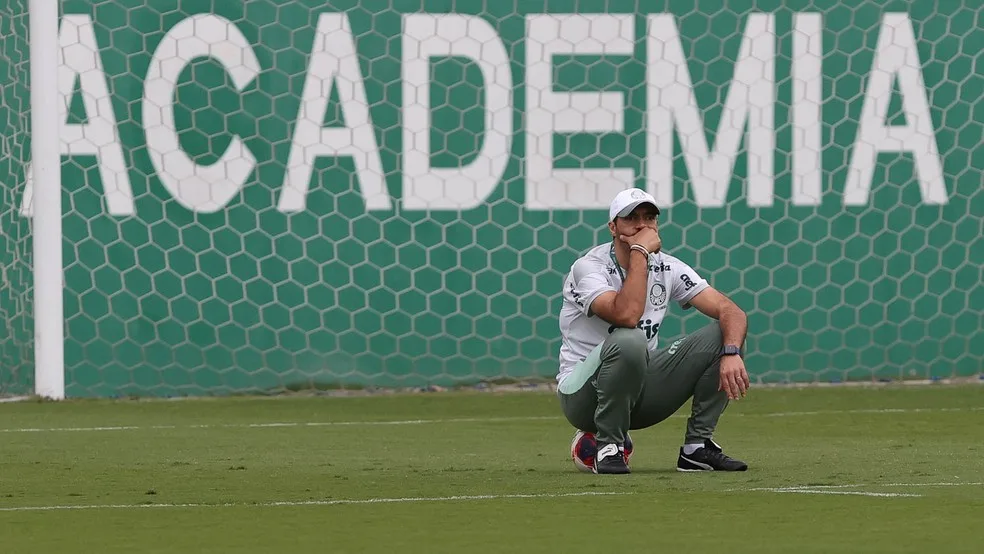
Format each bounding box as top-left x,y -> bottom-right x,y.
0,0 -> 981,397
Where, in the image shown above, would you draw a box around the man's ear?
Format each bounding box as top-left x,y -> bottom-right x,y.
608,220 -> 617,237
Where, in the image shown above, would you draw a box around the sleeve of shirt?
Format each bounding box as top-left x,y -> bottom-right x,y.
667,256 -> 709,308
567,258 -> 616,317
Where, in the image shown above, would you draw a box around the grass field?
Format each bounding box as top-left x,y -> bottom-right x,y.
1,384 -> 982,553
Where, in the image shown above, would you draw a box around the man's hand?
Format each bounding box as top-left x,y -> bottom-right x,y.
719,355 -> 750,401
619,228 -> 662,254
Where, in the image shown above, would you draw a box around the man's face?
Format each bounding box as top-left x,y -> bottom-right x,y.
609,204 -> 659,239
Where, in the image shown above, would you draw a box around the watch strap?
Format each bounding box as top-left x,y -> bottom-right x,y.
721,344 -> 742,356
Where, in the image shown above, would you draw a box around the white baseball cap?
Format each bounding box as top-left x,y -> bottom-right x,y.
609,188 -> 660,221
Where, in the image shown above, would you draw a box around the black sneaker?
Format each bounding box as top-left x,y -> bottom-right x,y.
677,439 -> 748,472
594,443 -> 631,474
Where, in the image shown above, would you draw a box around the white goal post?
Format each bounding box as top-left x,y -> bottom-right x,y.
29,0 -> 64,399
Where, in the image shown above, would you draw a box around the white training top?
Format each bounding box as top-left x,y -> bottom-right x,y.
557,243 -> 710,387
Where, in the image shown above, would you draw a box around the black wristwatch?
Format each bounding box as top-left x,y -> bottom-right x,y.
721,345 -> 742,356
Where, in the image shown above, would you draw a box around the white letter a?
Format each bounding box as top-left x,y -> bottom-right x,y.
278,14 -> 390,213
844,13 -> 947,205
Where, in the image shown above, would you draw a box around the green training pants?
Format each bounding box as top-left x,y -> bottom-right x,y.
558,323 -> 730,446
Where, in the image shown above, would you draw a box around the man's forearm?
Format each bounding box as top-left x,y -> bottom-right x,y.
611,250 -> 649,326
718,302 -> 748,348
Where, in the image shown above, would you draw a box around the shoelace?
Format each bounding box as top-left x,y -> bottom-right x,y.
702,449 -> 736,465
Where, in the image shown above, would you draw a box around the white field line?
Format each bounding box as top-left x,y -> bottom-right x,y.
735,481 -> 984,498
0,491 -> 627,513
0,416 -> 560,434
759,406 -> 984,417
1,406 -> 982,434
766,482 -> 984,490
0,396 -> 30,403
755,489 -> 921,498
6,482 -> 978,512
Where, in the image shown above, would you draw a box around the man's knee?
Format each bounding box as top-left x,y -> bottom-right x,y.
604,328 -> 649,371
691,323 -> 724,354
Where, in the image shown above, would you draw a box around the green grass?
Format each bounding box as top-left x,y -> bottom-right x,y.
1,385 -> 982,553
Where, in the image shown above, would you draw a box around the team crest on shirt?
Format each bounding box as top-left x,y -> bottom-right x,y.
649,283 -> 667,307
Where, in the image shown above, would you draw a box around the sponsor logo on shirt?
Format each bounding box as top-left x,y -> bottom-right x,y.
608,320 -> 660,340
569,281 -> 583,307
607,262 -> 671,275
